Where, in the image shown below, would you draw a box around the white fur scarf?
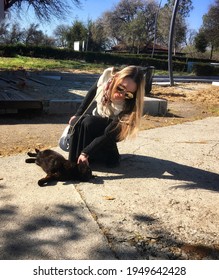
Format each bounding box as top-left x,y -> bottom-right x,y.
93,68 -> 124,118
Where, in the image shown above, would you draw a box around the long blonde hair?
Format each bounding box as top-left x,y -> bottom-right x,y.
110,66 -> 145,141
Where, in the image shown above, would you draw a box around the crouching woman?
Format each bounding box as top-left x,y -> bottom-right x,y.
68,65 -> 145,167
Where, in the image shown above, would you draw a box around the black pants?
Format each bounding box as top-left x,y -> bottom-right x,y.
68,115 -> 120,164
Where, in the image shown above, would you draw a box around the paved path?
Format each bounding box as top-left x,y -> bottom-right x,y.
0,117 -> 219,259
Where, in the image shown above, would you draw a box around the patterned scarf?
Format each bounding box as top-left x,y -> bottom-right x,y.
101,77 -> 115,106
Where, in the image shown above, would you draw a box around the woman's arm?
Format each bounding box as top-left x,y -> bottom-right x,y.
76,80 -> 98,116
69,80 -> 98,125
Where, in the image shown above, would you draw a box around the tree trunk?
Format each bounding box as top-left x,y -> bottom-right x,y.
210,44 -> 214,60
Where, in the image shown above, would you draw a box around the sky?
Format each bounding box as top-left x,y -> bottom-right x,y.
9,0 -> 216,36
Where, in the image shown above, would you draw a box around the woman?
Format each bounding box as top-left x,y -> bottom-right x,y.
68,65 -> 145,167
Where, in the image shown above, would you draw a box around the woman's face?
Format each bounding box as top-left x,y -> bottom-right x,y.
111,77 -> 137,102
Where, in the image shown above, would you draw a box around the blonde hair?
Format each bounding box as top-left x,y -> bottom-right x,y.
111,66 -> 145,141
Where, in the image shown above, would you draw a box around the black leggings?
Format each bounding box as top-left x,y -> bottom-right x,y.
68,115 -> 119,164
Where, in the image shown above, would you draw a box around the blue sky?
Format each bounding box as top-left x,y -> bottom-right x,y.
11,0 -> 216,35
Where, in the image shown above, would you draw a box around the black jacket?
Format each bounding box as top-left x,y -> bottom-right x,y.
74,81 -> 122,157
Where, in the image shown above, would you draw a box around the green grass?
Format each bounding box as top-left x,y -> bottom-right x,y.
154,69 -> 194,76
0,56 -> 107,73
0,55 -> 190,76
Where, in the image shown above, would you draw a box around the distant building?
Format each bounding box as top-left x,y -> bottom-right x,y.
108,42 -> 184,56
143,43 -> 168,54
74,41 -> 85,52
108,43 -> 169,55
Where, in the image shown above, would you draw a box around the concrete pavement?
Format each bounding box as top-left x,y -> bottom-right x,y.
0,117 -> 219,259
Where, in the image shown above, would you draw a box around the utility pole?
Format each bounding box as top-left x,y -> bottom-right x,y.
168,0 -> 180,86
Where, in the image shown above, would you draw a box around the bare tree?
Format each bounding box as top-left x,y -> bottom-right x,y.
0,21 -> 55,46
165,0 -> 193,18
101,0 -> 158,53
157,3 -> 188,50
5,22 -> 24,44
53,24 -> 69,47
4,0 -> 81,21
0,22 -> 10,43
23,23 -> 55,46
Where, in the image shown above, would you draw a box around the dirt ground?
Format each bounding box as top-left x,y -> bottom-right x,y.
0,81 -> 219,157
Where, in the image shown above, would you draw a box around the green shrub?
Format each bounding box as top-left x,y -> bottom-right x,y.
193,63 -> 219,76
0,44 -> 187,71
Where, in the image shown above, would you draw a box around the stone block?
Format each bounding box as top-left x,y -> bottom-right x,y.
143,97 -> 167,116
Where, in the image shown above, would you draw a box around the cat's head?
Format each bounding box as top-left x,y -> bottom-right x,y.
77,162 -> 92,181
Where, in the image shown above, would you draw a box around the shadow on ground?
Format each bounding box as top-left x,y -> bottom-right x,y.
0,202 -> 112,260
91,154 -> 219,192
104,212 -> 219,259
1,150 -> 219,259
1,200 -> 218,260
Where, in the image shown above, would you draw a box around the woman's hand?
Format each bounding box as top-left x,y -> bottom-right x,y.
69,115 -> 77,125
77,153 -> 89,166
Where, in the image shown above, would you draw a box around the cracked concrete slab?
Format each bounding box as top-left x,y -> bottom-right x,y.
0,155 -> 116,260
1,117 -> 219,260
75,117 -> 219,259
